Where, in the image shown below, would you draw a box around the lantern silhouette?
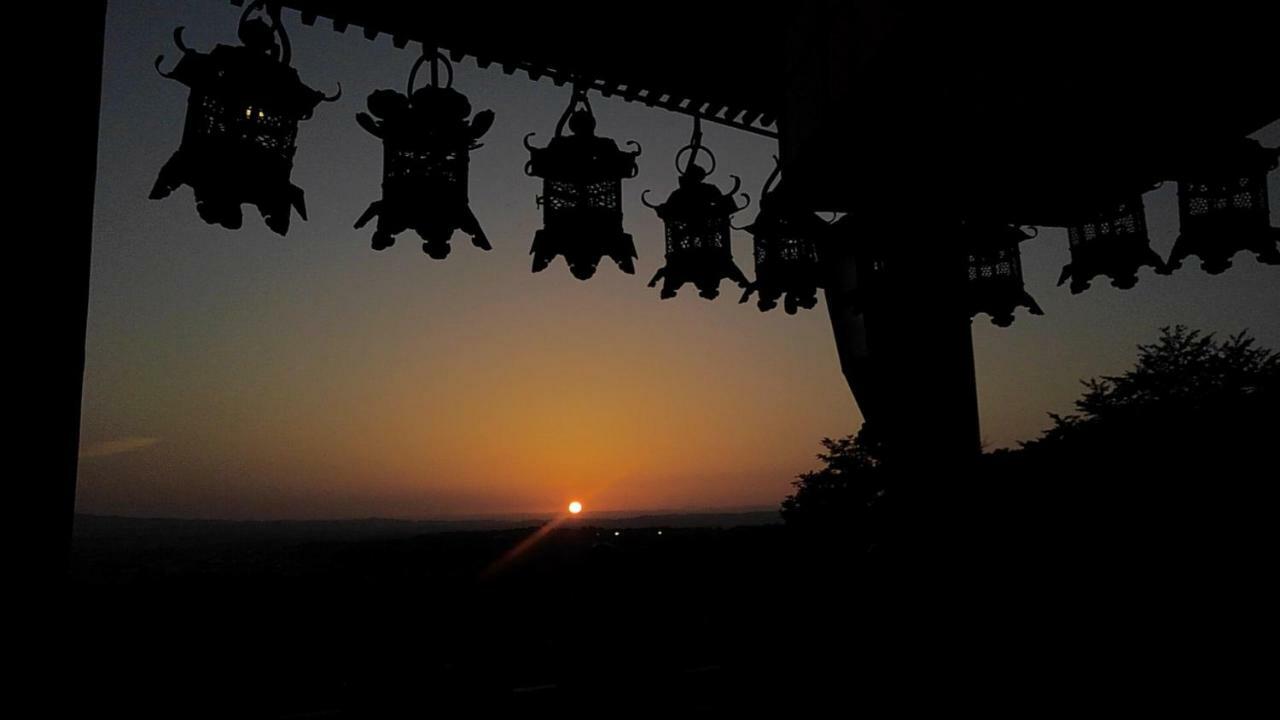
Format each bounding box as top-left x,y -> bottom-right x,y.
642,118 -> 750,299
150,1 -> 339,235
965,222 -> 1043,327
739,159 -> 827,314
1167,139 -> 1280,275
1058,196 -> 1166,293
354,50 -> 494,259
524,86 -> 641,280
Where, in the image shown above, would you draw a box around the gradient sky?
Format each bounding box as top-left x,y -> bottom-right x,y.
77,0 -> 1280,520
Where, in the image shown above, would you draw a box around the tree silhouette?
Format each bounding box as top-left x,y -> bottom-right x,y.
1004,325 -> 1278,563
782,326 -> 1279,562
1030,325 -> 1278,448
779,424 -> 889,546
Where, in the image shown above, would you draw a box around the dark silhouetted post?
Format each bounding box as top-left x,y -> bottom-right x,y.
35,0 -> 106,581
824,213 -> 982,549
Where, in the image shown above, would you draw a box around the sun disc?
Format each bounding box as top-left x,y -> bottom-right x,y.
568,501 -> 583,514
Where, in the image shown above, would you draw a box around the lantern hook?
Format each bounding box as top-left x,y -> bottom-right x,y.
675,115 -> 717,177
640,189 -> 660,209
408,48 -> 454,95
554,83 -> 594,138
239,0 -> 292,65
321,83 -> 343,103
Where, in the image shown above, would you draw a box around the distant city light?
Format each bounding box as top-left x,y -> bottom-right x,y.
614,531 -> 620,536
568,501 -> 583,514
657,530 -> 663,535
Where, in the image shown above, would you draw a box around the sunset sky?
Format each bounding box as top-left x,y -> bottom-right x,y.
77,0 -> 1280,520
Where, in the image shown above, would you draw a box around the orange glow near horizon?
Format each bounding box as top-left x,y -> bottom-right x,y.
77,2 -> 1280,523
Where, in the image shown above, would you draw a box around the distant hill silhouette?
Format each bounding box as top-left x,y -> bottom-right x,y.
74,509 -> 779,542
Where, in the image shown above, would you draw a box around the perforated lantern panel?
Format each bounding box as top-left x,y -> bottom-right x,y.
1169,163 -> 1280,273
1059,198 -> 1163,292
185,92 -> 299,164
385,145 -> 468,196
587,180 -> 620,210
1067,200 -> 1148,250
665,216 -> 731,255
967,238 -> 1043,326
747,223 -> 823,313
544,179 -> 621,216
756,232 -> 820,267
1180,175 -> 1270,228
968,245 -> 1021,284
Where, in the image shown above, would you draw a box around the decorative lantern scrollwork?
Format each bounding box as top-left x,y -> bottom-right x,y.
642,117 -> 750,300
738,159 -> 827,314
1167,139 -> 1280,275
523,86 -> 641,280
965,222 -> 1044,327
151,0 -> 339,235
1058,196 -> 1166,293
355,50 -> 494,259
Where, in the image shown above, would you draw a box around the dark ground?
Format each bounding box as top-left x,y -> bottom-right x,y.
46,508 -> 1269,716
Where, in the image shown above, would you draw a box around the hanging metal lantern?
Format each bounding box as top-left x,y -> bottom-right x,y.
1058,197 -> 1166,293
738,159 -> 827,314
965,222 -> 1043,327
354,50 -> 494,259
1167,139 -> 1280,275
523,86 -> 641,280
150,1 -> 339,235
642,118 -> 750,300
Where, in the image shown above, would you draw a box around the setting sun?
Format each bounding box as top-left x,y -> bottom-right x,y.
568,501 -> 583,515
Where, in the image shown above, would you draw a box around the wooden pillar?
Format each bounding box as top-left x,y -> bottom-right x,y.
825,215 -> 982,550
30,0 -> 106,582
